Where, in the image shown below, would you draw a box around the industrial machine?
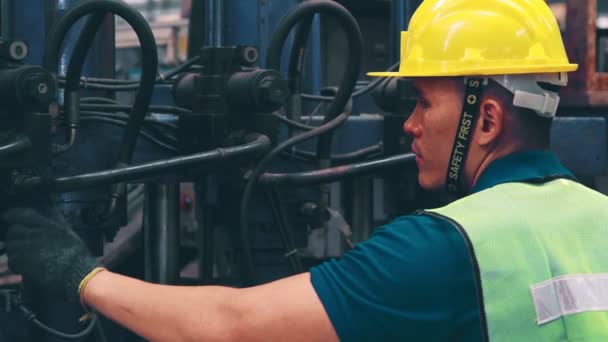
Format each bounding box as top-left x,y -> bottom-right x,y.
0,0 -> 605,341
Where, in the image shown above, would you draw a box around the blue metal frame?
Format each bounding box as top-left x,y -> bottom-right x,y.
222,0 -> 321,94
11,1 -> 46,65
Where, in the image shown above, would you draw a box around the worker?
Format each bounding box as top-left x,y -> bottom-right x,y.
4,0 -> 608,341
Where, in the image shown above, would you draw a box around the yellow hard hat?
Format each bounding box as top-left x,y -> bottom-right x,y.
368,0 -> 578,77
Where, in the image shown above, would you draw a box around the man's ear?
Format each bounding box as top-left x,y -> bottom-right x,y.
476,98 -> 504,147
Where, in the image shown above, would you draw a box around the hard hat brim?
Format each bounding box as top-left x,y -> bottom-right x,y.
367,64 -> 579,78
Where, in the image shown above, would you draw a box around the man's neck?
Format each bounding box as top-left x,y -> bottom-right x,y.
467,144 -> 541,193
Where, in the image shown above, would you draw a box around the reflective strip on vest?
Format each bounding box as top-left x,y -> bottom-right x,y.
426,179 -> 608,341
531,273 -> 608,325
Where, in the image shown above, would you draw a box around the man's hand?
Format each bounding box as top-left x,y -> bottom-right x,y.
3,204 -> 99,303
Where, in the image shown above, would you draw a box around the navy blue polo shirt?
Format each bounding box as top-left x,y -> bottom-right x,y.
310,150 -> 575,341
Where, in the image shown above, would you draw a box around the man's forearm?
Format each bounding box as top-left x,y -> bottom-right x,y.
82,271 -> 242,342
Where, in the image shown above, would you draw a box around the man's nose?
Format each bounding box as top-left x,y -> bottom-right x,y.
403,113 -> 421,137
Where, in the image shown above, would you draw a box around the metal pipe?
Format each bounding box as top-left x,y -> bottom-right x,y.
144,183 -> 180,284
258,153 -> 416,186
14,133 -> 270,192
205,0 -> 223,46
187,0 -> 204,58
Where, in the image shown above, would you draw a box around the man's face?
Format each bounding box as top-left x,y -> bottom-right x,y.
403,77 -> 464,191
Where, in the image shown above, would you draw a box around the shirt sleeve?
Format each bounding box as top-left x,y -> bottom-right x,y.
310,214 -> 479,341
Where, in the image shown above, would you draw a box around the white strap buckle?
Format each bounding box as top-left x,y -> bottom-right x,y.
513,90 -> 560,117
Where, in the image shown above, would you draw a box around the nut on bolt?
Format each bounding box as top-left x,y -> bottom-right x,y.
24,72 -> 54,104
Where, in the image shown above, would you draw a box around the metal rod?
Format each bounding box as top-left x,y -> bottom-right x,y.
14,133 -> 270,192
144,183 -> 180,284
347,177 -> 373,243
1,0 -> 12,38
196,179 -> 216,284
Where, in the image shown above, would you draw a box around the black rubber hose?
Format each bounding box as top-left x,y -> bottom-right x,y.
0,136 -> 31,158
266,0 -> 362,160
16,300 -> 97,340
287,14 -> 314,94
239,0 -> 362,285
284,14 -> 314,137
43,0 -> 158,166
15,134 -> 270,193
64,12 -> 108,143
259,153 -> 416,186
44,0 -> 159,222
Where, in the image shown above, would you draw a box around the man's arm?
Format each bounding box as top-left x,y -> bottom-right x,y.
3,206 -> 338,342
83,271 -> 338,342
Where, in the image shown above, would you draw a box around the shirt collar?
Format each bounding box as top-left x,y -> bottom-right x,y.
472,150 -> 575,193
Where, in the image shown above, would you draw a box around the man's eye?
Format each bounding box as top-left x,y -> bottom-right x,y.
417,98 -> 430,108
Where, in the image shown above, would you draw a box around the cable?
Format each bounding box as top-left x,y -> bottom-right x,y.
265,187 -> 304,274
15,299 -> 97,340
272,112 -> 314,131
272,101 -> 324,131
15,134 -> 270,192
78,103 -> 190,115
95,317 -> 109,342
80,97 -> 121,105
159,56 -> 201,80
78,116 -> 178,153
239,0 -> 362,285
259,153 -> 416,186
300,62 -> 400,102
0,136 -> 31,158
57,55 -> 201,89
304,101 -> 323,126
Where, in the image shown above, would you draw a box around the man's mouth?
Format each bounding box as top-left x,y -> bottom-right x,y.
411,145 -> 422,165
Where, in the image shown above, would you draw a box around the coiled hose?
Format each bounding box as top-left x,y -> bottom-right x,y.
43,0 -> 158,221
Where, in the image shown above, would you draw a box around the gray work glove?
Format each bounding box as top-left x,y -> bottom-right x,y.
3,203 -> 99,303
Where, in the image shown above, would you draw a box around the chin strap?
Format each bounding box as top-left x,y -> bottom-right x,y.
445,78 -> 485,194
